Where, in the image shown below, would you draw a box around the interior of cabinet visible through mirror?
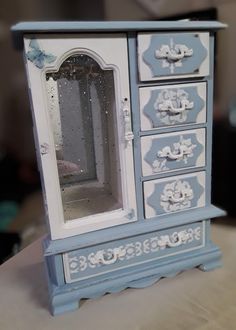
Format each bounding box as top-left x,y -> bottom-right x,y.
45,54 -> 123,222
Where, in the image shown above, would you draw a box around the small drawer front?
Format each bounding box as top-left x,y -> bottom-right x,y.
139,82 -> 206,131
141,128 -> 205,176
63,221 -> 205,283
144,171 -> 205,219
138,32 -> 209,81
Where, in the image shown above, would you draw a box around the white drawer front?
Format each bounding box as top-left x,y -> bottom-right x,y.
144,171 -> 205,219
138,32 -> 209,81
139,82 -> 206,131
141,128 -> 205,176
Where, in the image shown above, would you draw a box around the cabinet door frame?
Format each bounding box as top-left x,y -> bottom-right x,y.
24,34 -> 137,239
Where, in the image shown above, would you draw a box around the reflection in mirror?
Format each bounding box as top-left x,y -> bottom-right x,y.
46,54 -> 123,222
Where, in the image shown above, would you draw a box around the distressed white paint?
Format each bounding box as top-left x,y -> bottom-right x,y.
46,77 -> 63,151
24,34 -> 137,239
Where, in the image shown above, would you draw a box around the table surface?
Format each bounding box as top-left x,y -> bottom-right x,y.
1,221 -> 236,330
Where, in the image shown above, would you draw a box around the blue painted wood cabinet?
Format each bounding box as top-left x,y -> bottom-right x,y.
11,21 -> 226,315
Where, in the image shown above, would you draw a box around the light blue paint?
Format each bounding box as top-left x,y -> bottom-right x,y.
11,21 -> 226,33
142,33 -> 207,78
141,166 -> 207,183
11,21 -> 227,51
52,235 -> 220,294
143,85 -> 205,128
26,39 -> 56,69
138,77 -> 206,88
64,222 -> 204,282
10,21 -> 226,316
147,175 -> 204,216
45,240 -> 222,315
53,254 -> 66,286
144,130 -> 204,174
44,205 -> 225,255
205,34 -> 215,205
139,122 -> 206,136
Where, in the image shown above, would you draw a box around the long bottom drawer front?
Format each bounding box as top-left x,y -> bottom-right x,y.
63,222 -> 205,283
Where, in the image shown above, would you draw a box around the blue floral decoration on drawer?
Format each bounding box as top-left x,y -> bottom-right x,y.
143,86 -> 205,128
147,176 -> 204,216
144,132 -> 204,174
26,39 -> 57,69
143,33 -> 207,77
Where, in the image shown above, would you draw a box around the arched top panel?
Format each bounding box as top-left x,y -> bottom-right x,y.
46,53 -> 111,81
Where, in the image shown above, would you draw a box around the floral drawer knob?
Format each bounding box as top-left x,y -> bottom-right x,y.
150,135 -> 200,173
154,89 -> 194,119
160,180 -> 194,212
163,187 -> 193,203
157,136 -> 196,162
158,98 -> 194,114
154,38 -> 193,74
155,43 -> 193,62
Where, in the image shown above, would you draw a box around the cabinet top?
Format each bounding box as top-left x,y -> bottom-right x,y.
11,20 -> 226,50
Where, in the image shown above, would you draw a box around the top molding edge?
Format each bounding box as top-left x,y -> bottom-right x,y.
11,20 -> 227,50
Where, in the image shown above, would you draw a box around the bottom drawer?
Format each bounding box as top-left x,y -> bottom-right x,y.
63,222 -> 205,283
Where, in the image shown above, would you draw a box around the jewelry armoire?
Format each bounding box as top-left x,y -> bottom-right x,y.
11,20 -> 226,315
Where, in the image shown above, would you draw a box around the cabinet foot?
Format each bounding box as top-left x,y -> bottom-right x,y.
51,299 -> 80,316
199,259 -> 222,272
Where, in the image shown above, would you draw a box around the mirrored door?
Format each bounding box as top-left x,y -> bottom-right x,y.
25,34 -> 137,239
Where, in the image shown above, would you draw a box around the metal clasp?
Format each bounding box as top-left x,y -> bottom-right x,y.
40,143 -> 49,155
123,98 -> 134,146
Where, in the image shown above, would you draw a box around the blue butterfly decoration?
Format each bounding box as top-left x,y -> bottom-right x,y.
26,39 -> 57,69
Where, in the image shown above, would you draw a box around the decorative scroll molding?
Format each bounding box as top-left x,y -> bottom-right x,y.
155,38 -> 193,73
154,88 -> 194,125
89,247 -> 126,266
157,136 -> 196,161
152,158 -> 169,173
66,226 -> 201,274
152,135 -> 197,173
160,180 -> 193,212
158,98 -> 194,114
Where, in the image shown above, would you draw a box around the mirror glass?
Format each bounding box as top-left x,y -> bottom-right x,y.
46,54 -> 123,222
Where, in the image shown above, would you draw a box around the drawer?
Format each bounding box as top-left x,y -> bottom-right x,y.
63,221 -> 205,283
137,32 -> 209,81
141,128 -> 205,176
144,171 -> 205,219
139,82 -> 206,131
